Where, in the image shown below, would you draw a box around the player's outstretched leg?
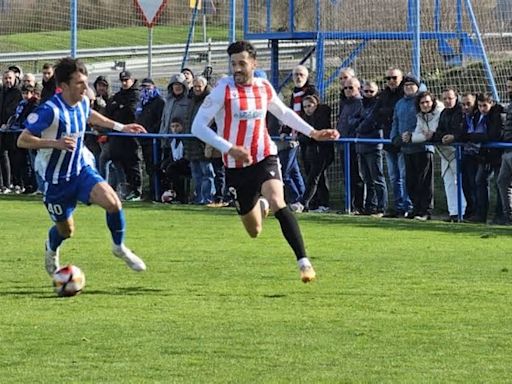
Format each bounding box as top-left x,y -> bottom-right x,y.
107,210 -> 146,272
262,179 -> 316,283
90,181 -> 146,272
274,206 -> 316,283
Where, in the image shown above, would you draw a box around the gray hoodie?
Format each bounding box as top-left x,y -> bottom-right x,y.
159,73 -> 191,148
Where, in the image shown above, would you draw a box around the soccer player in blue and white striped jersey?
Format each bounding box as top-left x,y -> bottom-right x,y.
17,57 -> 147,276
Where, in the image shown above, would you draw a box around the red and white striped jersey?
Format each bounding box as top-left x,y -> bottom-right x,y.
192,76 -> 315,169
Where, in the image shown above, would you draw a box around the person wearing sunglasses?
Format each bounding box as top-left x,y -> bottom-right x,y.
336,77 -> 365,214
355,81 -> 388,217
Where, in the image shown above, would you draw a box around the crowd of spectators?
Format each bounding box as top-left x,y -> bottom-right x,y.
1,60 -> 512,224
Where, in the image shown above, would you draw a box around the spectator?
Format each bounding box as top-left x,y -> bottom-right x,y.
22,73 -> 36,88
460,93 -> 479,219
280,65 -> 316,211
390,74 -> 421,218
299,95 -> 334,212
184,75 -> 215,204
496,77 -> 512,225
431,88 -> 467,221
0,69 -> 22,193
356,81 -> 388,216
40,63 -> 56,102
338,67 -> 356,111
460,92 -> 504,223
159,73 -> 191,158
135,77 -> 165,201
160,117 -> 190,203
408,91 -> 445,220
181,67 -> 194,91
371,67 -> 411,218
6,83 -> 40,193
105,70 -> 143,201
336,76 -> 364,214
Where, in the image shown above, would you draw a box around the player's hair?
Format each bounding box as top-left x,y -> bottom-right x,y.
227,40 -> 257,59
54,57 -> 88,85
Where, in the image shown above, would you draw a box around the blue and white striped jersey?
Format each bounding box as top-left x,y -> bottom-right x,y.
25,93 -> 95,184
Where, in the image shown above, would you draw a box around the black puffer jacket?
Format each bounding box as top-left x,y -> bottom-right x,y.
0,83 -> 22,125
300,104 -> 334,162
431,102 -> 464,142
105,81 -> 140,159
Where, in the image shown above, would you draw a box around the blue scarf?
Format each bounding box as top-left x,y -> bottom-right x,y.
135,87 -> 161,117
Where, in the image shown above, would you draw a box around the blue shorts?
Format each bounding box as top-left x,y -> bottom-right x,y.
43,166 -> 105,222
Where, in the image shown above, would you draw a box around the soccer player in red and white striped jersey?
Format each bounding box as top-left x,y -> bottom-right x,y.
192,41 -> 339,283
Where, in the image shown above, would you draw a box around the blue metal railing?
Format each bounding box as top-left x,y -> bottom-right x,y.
5,128 -> 511,220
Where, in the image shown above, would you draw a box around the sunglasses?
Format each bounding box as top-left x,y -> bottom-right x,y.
385,76 -> 398,80
344,86 -> 355,90
363,89 -> 376,94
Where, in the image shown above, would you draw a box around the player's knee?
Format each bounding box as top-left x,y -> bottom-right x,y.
58,225 -> 74,239
247,225 -> 262,238
104,191 -> 122,213
267,196 -> 285,212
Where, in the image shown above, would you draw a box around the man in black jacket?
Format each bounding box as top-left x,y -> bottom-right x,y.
135,78 -> 165,201
496,77 -> 512,224
0,69 -> 22,193
40,63 -> 57,102
431,88 -> 466,221
369,68 -> 411,217
105,70 -> 142,201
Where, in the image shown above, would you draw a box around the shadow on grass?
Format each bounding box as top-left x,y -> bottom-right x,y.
296,212 -> 512,236
0,286 -> 166,298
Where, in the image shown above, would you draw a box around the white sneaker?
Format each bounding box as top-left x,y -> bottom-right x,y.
45,241 -> 60,276
259,197 -> 270,219
112,244 -> 146,271
290,202 -> 304,213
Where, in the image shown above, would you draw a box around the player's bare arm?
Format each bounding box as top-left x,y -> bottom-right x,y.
310,129 -> 340,141
88,109 -> 147,134
17,129 -> 76,152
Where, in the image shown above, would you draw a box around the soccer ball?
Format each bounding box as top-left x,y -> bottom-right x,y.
52,265 -> 86,297
161,189 -> 176,203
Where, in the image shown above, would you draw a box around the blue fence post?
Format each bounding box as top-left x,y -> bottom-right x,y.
343,141 -> 351,214
152,138 -> 161,202
455,144 -> 464,222
70,0 -> 77,58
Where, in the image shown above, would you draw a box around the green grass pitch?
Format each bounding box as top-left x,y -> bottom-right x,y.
0,197 -> 511,383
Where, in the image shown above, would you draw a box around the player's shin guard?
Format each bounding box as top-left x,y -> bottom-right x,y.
106,209 -> 126,246
48,225 -> 65,251
274,206 -> 307,261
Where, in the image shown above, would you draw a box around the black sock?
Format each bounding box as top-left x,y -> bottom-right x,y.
274,206 -> 307,261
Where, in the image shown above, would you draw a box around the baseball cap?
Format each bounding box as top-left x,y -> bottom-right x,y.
119,70 -> 132,81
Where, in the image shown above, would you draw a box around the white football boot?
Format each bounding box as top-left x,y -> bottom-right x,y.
112,244 -> 146,272
45,241 -> 60,276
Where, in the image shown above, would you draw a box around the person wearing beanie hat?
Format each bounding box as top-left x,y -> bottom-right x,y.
403,74 -> 420,88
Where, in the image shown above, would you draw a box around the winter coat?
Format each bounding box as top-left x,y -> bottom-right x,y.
336,96 -> 363,138
355,95 -> 382,154
410,100 -> 445,154
105,81 -> 140,159
0,84 -> 22,125
183,87 -> 211,161
159,74 -> 191,149
390,93 -> 423,154
301,104 -> 334,163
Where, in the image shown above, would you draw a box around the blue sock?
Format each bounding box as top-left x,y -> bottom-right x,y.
106,210 -> 126,246
48,225 -> 65,251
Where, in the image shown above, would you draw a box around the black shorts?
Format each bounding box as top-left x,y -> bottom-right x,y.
226,155 -> 282,215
